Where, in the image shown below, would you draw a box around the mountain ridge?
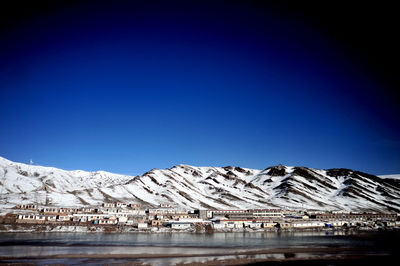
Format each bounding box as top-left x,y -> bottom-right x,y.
1,156 -> 399,212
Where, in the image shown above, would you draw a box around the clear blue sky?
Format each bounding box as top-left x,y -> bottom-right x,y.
1,1 -> 399,175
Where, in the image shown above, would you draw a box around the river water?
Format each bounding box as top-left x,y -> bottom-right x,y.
0,230 -> 398,265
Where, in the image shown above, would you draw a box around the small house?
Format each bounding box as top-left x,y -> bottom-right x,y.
16,214 -> 36,223
58,215 -> 72,222
43,207 -> 60,214
279,222 -> 292,228
138,223 -> 148,229
249,222 -> 262,229
212,223 -> 225,229
118,216 -> 128,223
129,203 -> 142,209
263,222 -> 277,228
46,215 -> 58,222
35,215 -> 46,223
151,219 -> 164,227
116,202 -> 127,208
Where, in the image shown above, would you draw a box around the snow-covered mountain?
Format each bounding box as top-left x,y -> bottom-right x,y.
379,174 -> 400,180
1,156 -> 399,212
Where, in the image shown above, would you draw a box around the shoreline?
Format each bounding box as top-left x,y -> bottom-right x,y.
1,223 -> 397,234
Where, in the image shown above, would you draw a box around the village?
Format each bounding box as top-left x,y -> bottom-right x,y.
8,202 -> 400,231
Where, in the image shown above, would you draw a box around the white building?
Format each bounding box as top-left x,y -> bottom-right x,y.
212,223 -> 225,229
17,204 -> 37,210
249,222 -> 262,229
292,221 -> 325,228
171,222 -> 191,229
116,202 -> 127,208
118,216 -> 128,223
43,207 -> 60,213
17,214 -> 46,223
138,223 -> 148,229
46,215 -> 57,222
330,221 -> 348,227
251,209 -> 283,218
72,214 -> 110,222
98,218 -> 118,225
101,208 -> 146,216
58,215 -> 72,222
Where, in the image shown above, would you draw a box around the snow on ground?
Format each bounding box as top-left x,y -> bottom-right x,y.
379,174 -> 400,179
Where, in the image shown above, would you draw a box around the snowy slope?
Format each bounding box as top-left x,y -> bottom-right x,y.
1,157 -> 399,212
0,157 -> 133,207
379,174 -> 400,180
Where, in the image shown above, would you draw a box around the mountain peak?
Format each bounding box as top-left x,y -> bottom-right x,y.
264,165 -> 287,176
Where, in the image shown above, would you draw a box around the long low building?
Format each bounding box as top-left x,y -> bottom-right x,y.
16,214 -> 46,224
171,222 -> 191,229
315,213 -> 397,222
165,218 -> 211,229
72,214 -> 111,222
292,221 -> 325,228
215,219 -> 266,229
250,209 -> 284,218
99,208 -> 146,216
210,209 -> 284,219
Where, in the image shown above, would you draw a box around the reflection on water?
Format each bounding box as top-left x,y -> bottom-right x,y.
0,230 -> 373,249
0,230 -> 398,265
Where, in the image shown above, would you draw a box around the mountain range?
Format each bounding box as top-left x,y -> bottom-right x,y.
1,156 -> 399,212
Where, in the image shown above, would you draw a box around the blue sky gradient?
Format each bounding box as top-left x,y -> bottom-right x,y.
1,1 -> 399,175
